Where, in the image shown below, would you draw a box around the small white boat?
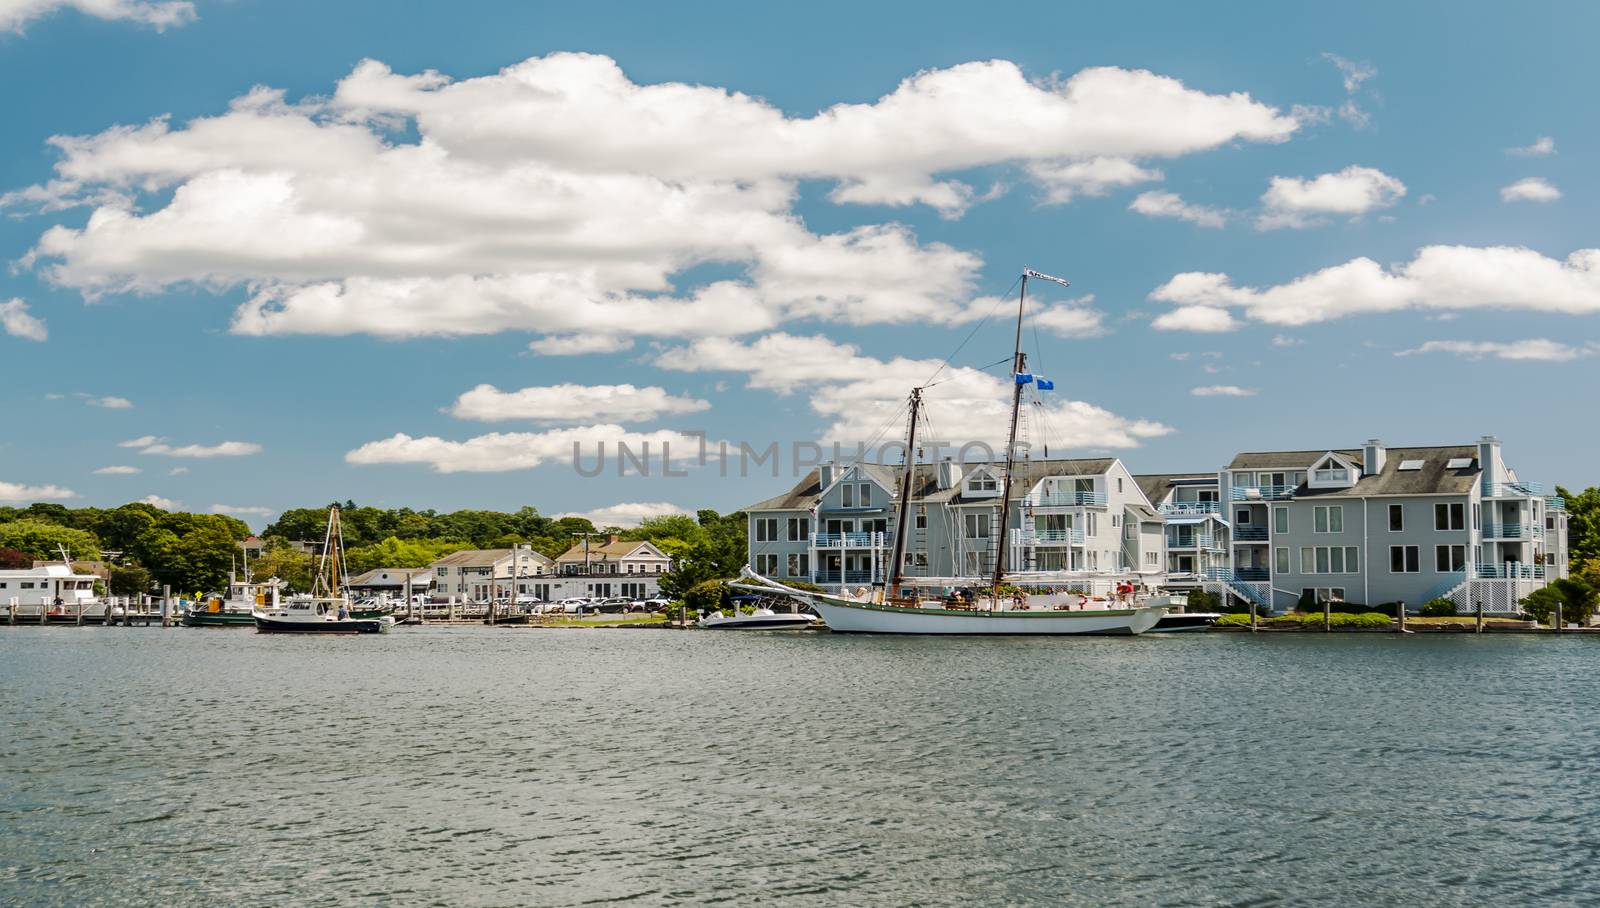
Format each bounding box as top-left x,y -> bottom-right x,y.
698,607 -> 816,630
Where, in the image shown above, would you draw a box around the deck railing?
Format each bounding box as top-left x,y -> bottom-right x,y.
1231,485 -> 1294,501
1474,562 -> 1545,580
810,532 -> 885,549
1484,481 -> 1545,497
813,570 -> 875,584
1018,528 -> 1084,545
1159,501 -> 1221,516
1028,491 -> 1107,507
1234,526 -> 1269,542
1482,523 -> 1541,540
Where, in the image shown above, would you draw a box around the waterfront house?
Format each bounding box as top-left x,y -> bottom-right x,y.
551,536 -> 672,600
345,567 -> 435,599
1135,473 -> 1230,589
427,546 -> 553,601
744,457 -> 1166,597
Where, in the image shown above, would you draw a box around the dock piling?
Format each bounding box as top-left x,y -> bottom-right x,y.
1397,600 -> 1406,633
1248,600 -> 1257,632
1323,600 -> 1331,633
1475,599 -> 1484,634
1556,602 -> 1563,635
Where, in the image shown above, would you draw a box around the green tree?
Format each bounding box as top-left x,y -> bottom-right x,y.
344,536 -> 471,574
251,538 -> 315,592
1520,576 -> 1598,626
658,509 -> 747,600
1558,486 -> 1600,569
109,563 -> 154,596
0,520 -> 102,561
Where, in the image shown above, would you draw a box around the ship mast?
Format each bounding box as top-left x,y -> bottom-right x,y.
991,268 -> 1069,605
883,387 -> 922,603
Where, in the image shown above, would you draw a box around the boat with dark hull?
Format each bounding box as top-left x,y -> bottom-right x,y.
253,506 -> 394,635
1148,611 -> 1221,632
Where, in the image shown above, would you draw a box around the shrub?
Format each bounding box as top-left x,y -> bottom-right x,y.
1326,601 -> 1369,614
1186,589 -> 1221,612
1295,588 -> 1317,613
1520,579 -> 1597,626
1216,613 -> 1253,627
1420,597 -> 1459,618
684,579 -> 730,614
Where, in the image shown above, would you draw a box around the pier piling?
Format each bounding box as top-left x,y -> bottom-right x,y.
1248,601 -> 1257,632
1475,599 -> 1484,634
1555,602 -> 1563,635
1397,601 -> 1406,633
1323,600 -> 1331,633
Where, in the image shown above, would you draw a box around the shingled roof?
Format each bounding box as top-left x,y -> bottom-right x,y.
1229,449 -> 1364,470
1133,472 -> 1215,505
1293,445 -> 1481,498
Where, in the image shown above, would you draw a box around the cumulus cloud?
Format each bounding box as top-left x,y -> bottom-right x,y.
1129,190 -> 1227,228
1191,385 -> 1256,397
0,479 -> 76,501
556,501 -> 690,528
0,298 -> 48,341
528,334 -> 634,356
1257,165 -> 1405,229
8,54 -> 1301,344
127,438 -> 262,457
93,465 -> 141,474
0,0 -> 195,32
1396,339 -> 1593,362
655,332 -> 1172,448
139,494 -> 179,509
211,504 -> 275,516
86,395 -> 132,408
346,426 -> 708,474
1149,245 -> 1600,330
1028,294 -> 1107,338
1500,177 -> 1561,203
1506,136 -> 1556,157
449,383 -> 710,423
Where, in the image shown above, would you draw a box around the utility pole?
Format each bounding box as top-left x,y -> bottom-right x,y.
572,532 -> 603,600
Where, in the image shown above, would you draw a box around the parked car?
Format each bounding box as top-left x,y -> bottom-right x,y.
642,597 -> 672,611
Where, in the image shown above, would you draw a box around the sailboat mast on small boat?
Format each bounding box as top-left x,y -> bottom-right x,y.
882,387 -> 922,603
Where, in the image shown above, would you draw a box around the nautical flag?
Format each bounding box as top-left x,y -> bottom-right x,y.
1014,372 -> 1034,385
1035,377 -> 1055,391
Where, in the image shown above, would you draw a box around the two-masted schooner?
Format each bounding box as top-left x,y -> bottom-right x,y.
741,269 -> 1166,635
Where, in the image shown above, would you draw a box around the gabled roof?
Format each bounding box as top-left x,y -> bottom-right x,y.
430,548 -> 512,567
926,458 -> 1117,505
1229,449 -> 1364,470
1294,445 -> 1481,498
554,539 -> 670,563
1133,472 -> 1215,504
347,567 -> 433,587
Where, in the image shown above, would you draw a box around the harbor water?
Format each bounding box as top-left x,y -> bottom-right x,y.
3,627 -> 1598,906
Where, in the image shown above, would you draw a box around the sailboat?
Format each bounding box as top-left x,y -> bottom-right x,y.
742,269 -> 1166,635
252,506 -> 395,634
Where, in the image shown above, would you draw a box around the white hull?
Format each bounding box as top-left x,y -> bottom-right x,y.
699,613 -> 815,630
803,593 -> 1161,635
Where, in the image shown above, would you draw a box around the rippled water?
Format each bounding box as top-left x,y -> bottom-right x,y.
3,626 -> 1598,906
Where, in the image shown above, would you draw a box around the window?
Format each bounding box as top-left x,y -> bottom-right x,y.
1307,587 -> 1346,603
1435,503 -> 1465,531
1237,509 -> 1252,525
1275,547 -> 1290,574
787,517 -> 810,541
964,513 -> 990,538
1389,504 -> 1403,532
1086,512 -> 1098,536
842,485 -> 854,507
1199,489 -> 1219,504
755,517 -> 779,542
1313,505 -> 1343,533
1314,466 -> 1349,483
1446,457 -> 1472,469
970,474 -> 996,492
1472,503 -> 1480,530
756,554 -> 779,575
1118,478 -> 1124,493
1390,545 -> 1420,573
903,552 -> 928,568
915,506 -> 927,529
859,484 -> 872,507
1111,514 -> 1120,528
787,553 -> 809,577
436,567 -> 447,577
1398,459 -> 1425,471
1272,506 -> 1287,534
1435,545 -> 1467,573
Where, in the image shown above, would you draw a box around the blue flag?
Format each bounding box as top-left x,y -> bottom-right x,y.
1035,377 -> 1055,391
1014,372 -> 1034,385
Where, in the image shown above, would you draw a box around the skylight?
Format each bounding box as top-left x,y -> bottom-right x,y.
1446,457 -> 1473,469
1398,459 -> 1425,471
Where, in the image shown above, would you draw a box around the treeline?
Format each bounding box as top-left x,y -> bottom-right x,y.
0,501 -> 749,599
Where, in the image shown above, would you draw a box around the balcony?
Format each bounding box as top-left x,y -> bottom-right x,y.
1475,562 -> 1545,580
1546,495 -> 1567,511
814,570 -> 875,585
1482,523 -> 1541,540
1231,485 -> 1294,501
1234,526 -> 1268,542
1485,481 -> 1545,498
1016,528 -> 1084,545
1201,567 -> 1270,582
1028,491 -> 1107,507
1167,533 -> 1218,550
1159,501 -> 1221,516
811,532 -> 886,549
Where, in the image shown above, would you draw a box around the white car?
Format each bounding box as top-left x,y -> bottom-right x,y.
549,597 -> 589,614
643,598 -> 672,611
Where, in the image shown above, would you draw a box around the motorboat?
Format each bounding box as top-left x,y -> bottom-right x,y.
253,506 -> 394,635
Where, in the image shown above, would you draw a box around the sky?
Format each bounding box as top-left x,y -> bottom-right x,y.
1,0 -> 1596,529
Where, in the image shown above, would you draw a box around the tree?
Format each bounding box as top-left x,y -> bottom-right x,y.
0,547 -> 32,569
657,509 -> 747,600
0,520 -> 102,561
1557,486 -> 1600,568
251,538 -> 315,592
109,563 -> 154,596
344,536 -> 471,575
1520,577 -> 1598,626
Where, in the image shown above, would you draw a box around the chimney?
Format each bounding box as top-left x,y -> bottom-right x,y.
1362,439 -> 1386,476
1478,435 -> 1502,491
937,458 -> 959,490
607,533 -> 620,545
818,463 -> 834,487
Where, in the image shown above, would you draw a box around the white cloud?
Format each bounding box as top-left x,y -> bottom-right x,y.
1191,385 -> 1256,397
86,395 -> 132,409
1270,334 -> 1305,347
1151,305 -> 1238,333
346,425 -> 709,474
0,0 -> 195,32
1128,190 -> 1227,228
1150,245 -> 1600,329
1507,136 -> 1556,157
528,334 -> 634,356
118,434 -> 161,447
555,501 -> 690,528
93,465 -> 141,474
10,54 -> 1300,344
0,480 -> 76,501
1500,177 -> 1561,203
139,440 -> 262,457
1395,339 -> 1592,362
1030,294 -> 1107,338
1322,52 -> 1376,94
1257,165 -> 1406,229
167,466 -> 187,475
139,494 -> 179,510
655,332 -> 1172,448
449,383 -> 710,423
211,504 -> 275,516
0,298 -> 48,341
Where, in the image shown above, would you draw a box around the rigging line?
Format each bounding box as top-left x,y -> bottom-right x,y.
921,274 -> 1021,388
923,355 -> 1015,389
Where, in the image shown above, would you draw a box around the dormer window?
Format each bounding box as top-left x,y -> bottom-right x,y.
1309,454 -> 1357,488
969,475 -> 997,492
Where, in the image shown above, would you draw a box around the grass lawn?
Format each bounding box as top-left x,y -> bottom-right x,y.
537,613 -> 668,627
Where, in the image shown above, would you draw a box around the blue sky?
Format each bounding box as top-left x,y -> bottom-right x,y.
1,0 -> 1596,528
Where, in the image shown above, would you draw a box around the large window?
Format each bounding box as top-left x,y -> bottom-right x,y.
859,484 -> 872,507
1275,547 -> 1290,574
1314,505 -> 1344,533
1435,545 -> 1467,572
787,517 -> 810,541
756,554 -> 779,574
787,553 -> 809,577
1274,507 -> 1288,534
1390,545 -> 1420,573
964,513 -> 990,538
1435,502 -> 1465,531
915,506 -> 927,529
1306,587 -> 1347,603
970,474 -> 997,492
755,517 -> 778,542
1300,546 -> 1360,574
841,485 -> 854,508
1388,504 -> 1403,532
